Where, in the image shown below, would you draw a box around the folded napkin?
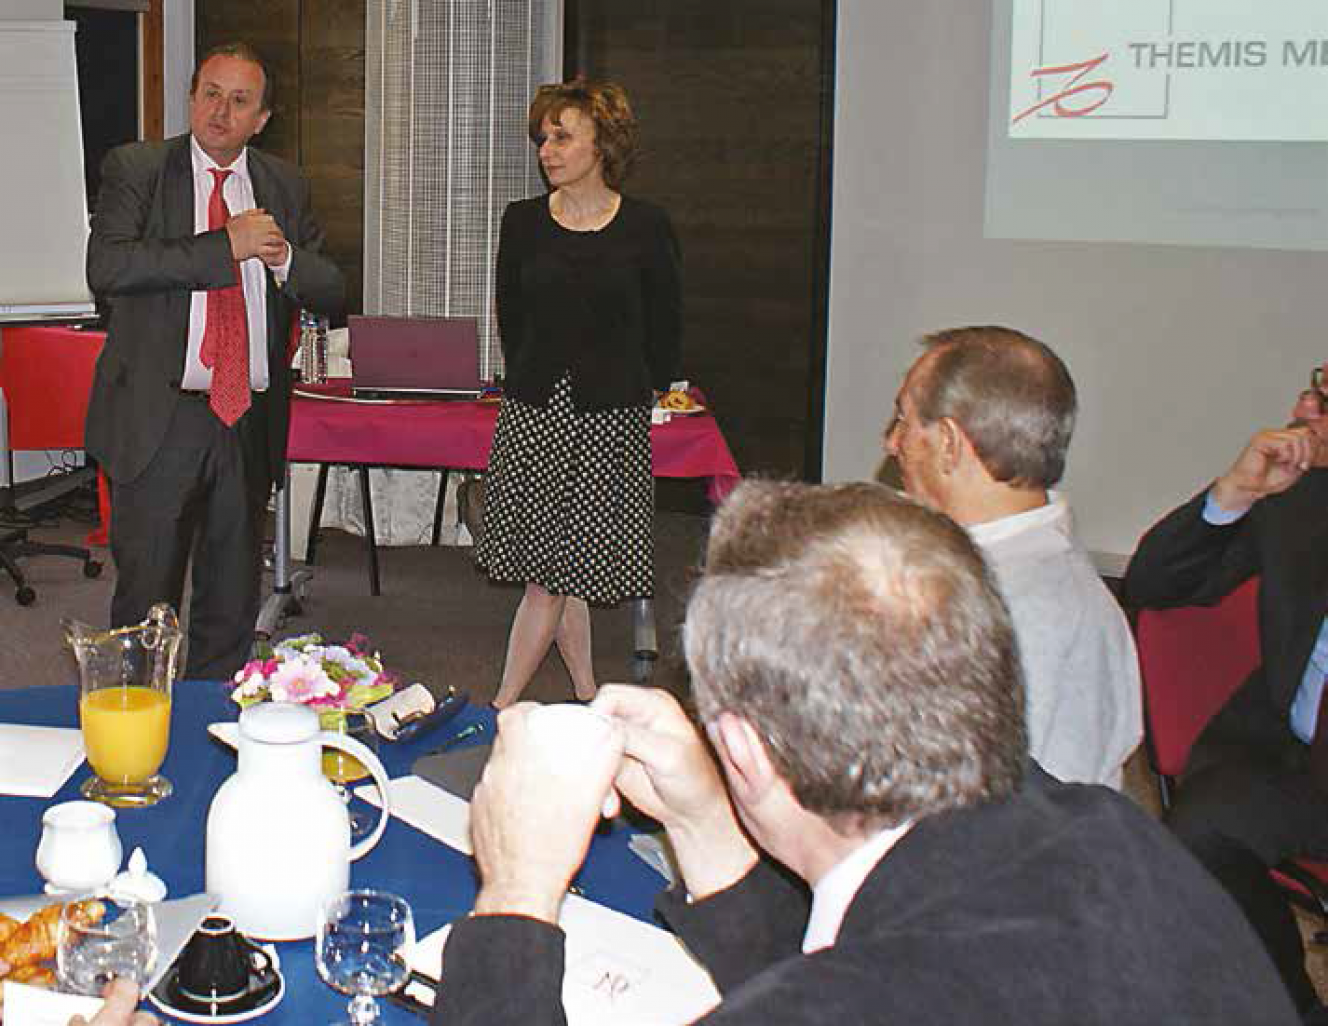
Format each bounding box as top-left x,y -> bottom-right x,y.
0,724 -> 84,797
1,981 -> 102,1025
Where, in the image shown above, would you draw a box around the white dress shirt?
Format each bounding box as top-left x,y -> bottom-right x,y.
182,137 -> 290,391
802,822 -> 912,953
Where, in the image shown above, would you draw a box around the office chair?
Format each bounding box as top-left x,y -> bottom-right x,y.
1135,577 -> 1328,928
0,515 -> 102,606
0,341 -> 103,606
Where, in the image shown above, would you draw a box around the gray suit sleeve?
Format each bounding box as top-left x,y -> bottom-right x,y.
86,144 -> 235,297
275,171 -> 344,317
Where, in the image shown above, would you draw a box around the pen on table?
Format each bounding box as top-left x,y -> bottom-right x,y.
423,722 -> 485,756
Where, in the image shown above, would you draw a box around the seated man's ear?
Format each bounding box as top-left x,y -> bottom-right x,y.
938,417 -> 967,472
708,712 -> 778,805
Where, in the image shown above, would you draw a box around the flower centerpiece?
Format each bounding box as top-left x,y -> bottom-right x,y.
230,633 -> 398,782
231,632 -> 397,715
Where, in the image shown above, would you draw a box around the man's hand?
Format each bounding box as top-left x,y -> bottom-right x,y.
1210,426 -> 1323,514
225,209 -> 285,264
592,686 -> 757,900
69,978 -> 158,1026
256,234 -> 290,270
469,704 -> 624,925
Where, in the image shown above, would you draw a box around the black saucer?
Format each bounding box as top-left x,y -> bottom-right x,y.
149,956 -> 283,1024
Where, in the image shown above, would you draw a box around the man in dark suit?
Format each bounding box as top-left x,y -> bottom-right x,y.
86,42 -> 343,680
433,480 -> 1294,1025
1125,371 -> 1328,1016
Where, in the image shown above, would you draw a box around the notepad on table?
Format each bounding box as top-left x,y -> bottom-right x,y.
405,892 -> 720,1025
0,724 -> 84,797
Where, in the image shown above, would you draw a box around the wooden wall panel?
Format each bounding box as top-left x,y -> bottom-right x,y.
141,0 -> 164,140
569,0 -> 832,480
299,0 -> 365,316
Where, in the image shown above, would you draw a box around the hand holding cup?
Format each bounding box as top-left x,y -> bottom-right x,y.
469,704 -> 625,924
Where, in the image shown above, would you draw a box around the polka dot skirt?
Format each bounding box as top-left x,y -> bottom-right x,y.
475,375 -> 654,604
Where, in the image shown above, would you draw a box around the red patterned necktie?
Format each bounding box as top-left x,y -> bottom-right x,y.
199,167 -> 251,426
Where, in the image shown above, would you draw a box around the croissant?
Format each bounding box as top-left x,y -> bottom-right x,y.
5,963 -> 55,987
0,899 -> 105,971
0,915 -> 17,947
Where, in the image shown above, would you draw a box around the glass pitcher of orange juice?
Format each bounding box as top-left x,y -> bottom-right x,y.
64,604 -> 181,808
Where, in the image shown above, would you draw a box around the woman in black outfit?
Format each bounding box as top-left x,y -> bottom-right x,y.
476,79 -> 682,708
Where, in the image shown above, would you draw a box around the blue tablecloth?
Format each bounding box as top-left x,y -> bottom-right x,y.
0,683 -> 669,1023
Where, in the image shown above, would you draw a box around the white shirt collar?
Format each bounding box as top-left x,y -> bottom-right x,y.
965,490 -> 1070,550
802,821 -> 912,954
189,136 -> 250,183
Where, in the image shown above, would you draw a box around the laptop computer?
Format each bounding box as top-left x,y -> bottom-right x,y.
349,315 -> 485,400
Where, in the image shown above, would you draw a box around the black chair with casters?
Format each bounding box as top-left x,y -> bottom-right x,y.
0,515 -> 103,606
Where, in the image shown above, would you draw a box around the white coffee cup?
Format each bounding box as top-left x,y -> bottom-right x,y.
525,704 -> 618,754
524,704 -> 624,815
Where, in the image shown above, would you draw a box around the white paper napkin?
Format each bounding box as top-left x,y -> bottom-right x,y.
354,774 -> 472,853
405,893 -> 719,1025
0,724 -> 85,797
1,981 -> 102,1026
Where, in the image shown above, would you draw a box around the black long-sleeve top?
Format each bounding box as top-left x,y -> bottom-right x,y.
495,193 -> 682,411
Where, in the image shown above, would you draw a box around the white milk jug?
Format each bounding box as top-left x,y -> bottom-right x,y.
205,702 -> 391,940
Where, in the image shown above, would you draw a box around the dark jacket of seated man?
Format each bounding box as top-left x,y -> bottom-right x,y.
434,765 -> 1295,1025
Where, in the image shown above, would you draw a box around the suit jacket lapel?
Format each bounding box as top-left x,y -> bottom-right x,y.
162,135 -> 194,241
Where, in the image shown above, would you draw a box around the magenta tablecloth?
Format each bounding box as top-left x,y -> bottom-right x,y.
287,382 -> 741,505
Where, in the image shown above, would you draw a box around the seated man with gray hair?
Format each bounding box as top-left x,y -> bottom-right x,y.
434,481 -> 1293,1025
885,325 -> 1141,787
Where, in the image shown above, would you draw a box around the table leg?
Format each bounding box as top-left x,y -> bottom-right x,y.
358,466 -> 381,596
630,597 -> 657,683
256,466 -> 312,640
431,469 -> 450,546
306,464 -> 330,565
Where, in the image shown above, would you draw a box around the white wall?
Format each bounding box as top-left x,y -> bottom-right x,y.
161,0 -> 193,136
824,1 -> 1328,569
0,1 -> 61,19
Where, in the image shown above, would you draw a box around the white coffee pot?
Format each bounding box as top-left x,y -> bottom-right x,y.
205,703 -> 392,940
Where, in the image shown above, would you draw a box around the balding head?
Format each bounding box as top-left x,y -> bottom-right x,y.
684,480 -> 1027,833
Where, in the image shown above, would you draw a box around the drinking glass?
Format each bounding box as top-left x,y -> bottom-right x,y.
320,710 -> 379,841
66,604 -> 180,808
56,894 -> 158,997
315,890 -> 414,1025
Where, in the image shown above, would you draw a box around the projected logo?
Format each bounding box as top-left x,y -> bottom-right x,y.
1011,0 -> 1171,128
1007,0 -> 1328,142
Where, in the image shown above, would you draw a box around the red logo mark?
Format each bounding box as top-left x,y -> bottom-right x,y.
1012,53 -> 1114,123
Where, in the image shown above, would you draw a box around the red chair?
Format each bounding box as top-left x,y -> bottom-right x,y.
1135,577 -> 1328,926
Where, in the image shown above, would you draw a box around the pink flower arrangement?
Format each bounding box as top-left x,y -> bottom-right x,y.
230,632 -> 397,711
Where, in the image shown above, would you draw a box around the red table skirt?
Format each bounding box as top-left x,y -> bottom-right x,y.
287,382 -> 741,506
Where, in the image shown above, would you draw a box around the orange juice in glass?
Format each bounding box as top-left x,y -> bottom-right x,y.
81,686 -> 172,784
66,604 -> 181,808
